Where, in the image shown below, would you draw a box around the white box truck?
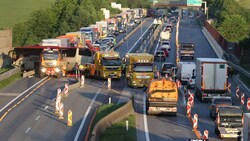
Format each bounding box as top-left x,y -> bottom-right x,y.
243,113 -> 250,141
177,62 -> 196,82
41,38 -> 70,47
195,58 -> 229,102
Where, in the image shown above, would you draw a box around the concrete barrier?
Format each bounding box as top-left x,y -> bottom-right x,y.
0,67 -> 20,81
90,100 -> 134,141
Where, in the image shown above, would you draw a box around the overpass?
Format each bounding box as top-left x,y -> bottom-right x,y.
153,0 -> 203,8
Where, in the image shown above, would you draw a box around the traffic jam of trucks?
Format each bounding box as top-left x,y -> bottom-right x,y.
7,7 -> 247,140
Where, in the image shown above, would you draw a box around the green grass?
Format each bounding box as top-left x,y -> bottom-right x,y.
0,0 -> 56,28
0,66 -> 14,74
238,0 -> 250,9
91,103 -> 126,134
100,114 -> 136,141
0,72 -> 22,90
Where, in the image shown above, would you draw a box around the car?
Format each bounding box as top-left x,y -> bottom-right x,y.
101,37 -> 114,48
187,69 -> 196,89
161,63 -> 174,75
158,47 -> 169,57
107,35 -> 116,45
127,20 -> 135,27
161,40 -> 171,50
134,17 -> 141,24
209,97 -> 233,120
154,51 -> 166,61
118,26 -> 126,33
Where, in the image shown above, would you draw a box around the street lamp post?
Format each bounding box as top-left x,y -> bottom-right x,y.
202,1 -> 208,19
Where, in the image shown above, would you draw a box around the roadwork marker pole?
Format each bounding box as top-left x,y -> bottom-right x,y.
193,114 -> 198,129
186,101 -> 191,116
176,79 -> 181,88
236,85 -> 240,98
247,98 -> 250,111
203,130 -> 209,139
227,82 -> 231,93
81,75 -> 85,88
108,78 -> 111,90
67,109 -> 73,126
241,93 -> 245,105
157,70 -> 160,78
55,88 -> 61,114
64,83 -> 69,97
59,102 -> 64,120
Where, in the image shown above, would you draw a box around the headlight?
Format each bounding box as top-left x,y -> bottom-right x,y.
41,68 -> 46,72
52,61 -> 57,66
55,68 -> 60,72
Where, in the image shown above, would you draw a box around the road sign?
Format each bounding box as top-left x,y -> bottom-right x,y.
187,0 -> 202,6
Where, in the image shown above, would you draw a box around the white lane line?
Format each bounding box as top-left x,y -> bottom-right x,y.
74,89 -> 101,141
154,38 -> 160,54
44,106 -> 48,111
0,77 -> 48,113
25,127 -> 31,134
128,21 -> 154,53
35,115 -> 40,121
143,92 -> 150,141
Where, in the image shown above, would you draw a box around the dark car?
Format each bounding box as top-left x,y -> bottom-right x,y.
158,47 -> 169,57
209,97 -> 233,120
161,63 -> 174,75
154,51 -> 166,61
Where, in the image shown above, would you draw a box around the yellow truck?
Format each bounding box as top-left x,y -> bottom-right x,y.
146,78 -> 178,115
83,50 -> 122,79
125,53 -> 154,87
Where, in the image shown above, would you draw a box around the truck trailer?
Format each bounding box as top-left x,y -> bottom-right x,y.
195,58 -> 229,102
146,78 -> 178,115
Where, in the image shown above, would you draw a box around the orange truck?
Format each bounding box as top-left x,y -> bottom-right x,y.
146,78 -> 178,115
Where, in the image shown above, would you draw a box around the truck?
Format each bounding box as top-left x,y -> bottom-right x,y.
96,21 -> 108,38
195,58 -> 229,102
215,106 -> 243,139
160,30 -> 171,41
125,53 -> 154,87
243,113 -> 250,141
107,18 -> 118,35
41,38 -> 70,47
146,78 -> 178,115
80,27 -> 98,44
180,43 -> 195,60
177,62 -> 196,83
83,50 -> 122,79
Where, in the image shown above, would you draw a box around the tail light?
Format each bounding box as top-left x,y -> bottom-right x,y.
242,116 -> 244,125
202,93 -> 207,97
189,79 -> 192,83
217,113 -> 220,125
163,68 -> 166,71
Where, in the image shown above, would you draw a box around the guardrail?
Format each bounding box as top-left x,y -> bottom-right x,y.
90,100 -> 134,141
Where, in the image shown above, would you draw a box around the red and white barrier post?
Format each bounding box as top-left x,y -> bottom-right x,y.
241,93 -> 245,105
59,102 -> 64,119
227,82 -> 231,93
176,79 -> 181,88
108,78 -> 111,90
55,88 -> 61,114
236,85 -> 240,98
64,83 -> 69,97
157,70 -> 160,78
193,114 -> 198,129
203,130 -> 209,139
81,75 -> 85,87
247,98 -> 250,111
186,101 -> 191,116
188,91 -> 194,106
165,73 -> 168,79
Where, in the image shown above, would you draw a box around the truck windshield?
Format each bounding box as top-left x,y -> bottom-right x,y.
108,23 -> 114,27
43,53 -> 58,60
102,58 -> 121,66
181,45 -> 194,50
85,33 -> 92,40
219,117 -> 242,128
134,63 -> 153,72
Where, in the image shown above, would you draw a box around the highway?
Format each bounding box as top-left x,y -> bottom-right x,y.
0,15 -> 248,141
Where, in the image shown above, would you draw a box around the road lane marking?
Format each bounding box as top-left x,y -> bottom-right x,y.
35,115 -> 40,121
128,21 -> 154,53
74,89 -> 101,141
44,106 -> 48,111
25,127 -> 31,134
0,77 -> 50,122
143,92 -> 150,141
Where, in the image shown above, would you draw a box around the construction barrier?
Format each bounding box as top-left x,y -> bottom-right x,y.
186,101 -> 191,116
241,93 -> 245,105
193,114 -> 198,129
107,78 -> 111,90
81,75 -> 85,87
247,98 -> 250,110
59,102 -> 64,119
176,79 -> 181,88
165,73 -> 168,79
236,85 -> 239,98
67,109 -> 73,126
227,82 -> 231,93
203,130 -> 209,139
64,83 -> 69,97
55,88 -> 62,114
183,86 -> 187,95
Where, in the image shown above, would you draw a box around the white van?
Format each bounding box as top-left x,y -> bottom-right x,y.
177,62 -> 196,82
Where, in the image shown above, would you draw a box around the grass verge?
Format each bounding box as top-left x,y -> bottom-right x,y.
0,72 -> 22,90
100,114 -> 136,141
0,66 -> 14,74
90,103 -> 126,135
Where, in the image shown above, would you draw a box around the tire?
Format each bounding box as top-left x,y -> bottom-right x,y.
40,72 -> 45,78
98,71 -> 101,80
56,73 -> 61,79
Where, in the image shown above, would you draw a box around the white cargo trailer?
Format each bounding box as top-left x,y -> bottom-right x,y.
41,38 -> 70,47
177,62 -> 196,82
195,58 -> 229,102
243,113 -> 250,141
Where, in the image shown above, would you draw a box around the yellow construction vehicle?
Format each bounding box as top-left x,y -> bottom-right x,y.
125,53 -> 154,87
146,78 -> 178,115
83,50 -> 122,79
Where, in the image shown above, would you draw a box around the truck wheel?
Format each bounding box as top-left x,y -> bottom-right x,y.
57,73 -> 61,79
215,127 -> 220,135
40,72 -> 45,78
97,72 -> 101,80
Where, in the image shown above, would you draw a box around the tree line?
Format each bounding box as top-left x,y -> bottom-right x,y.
207,0 -> 250,46
13,0 -> 151,47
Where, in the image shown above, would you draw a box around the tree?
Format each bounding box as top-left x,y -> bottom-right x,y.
218,15 -> 249,43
